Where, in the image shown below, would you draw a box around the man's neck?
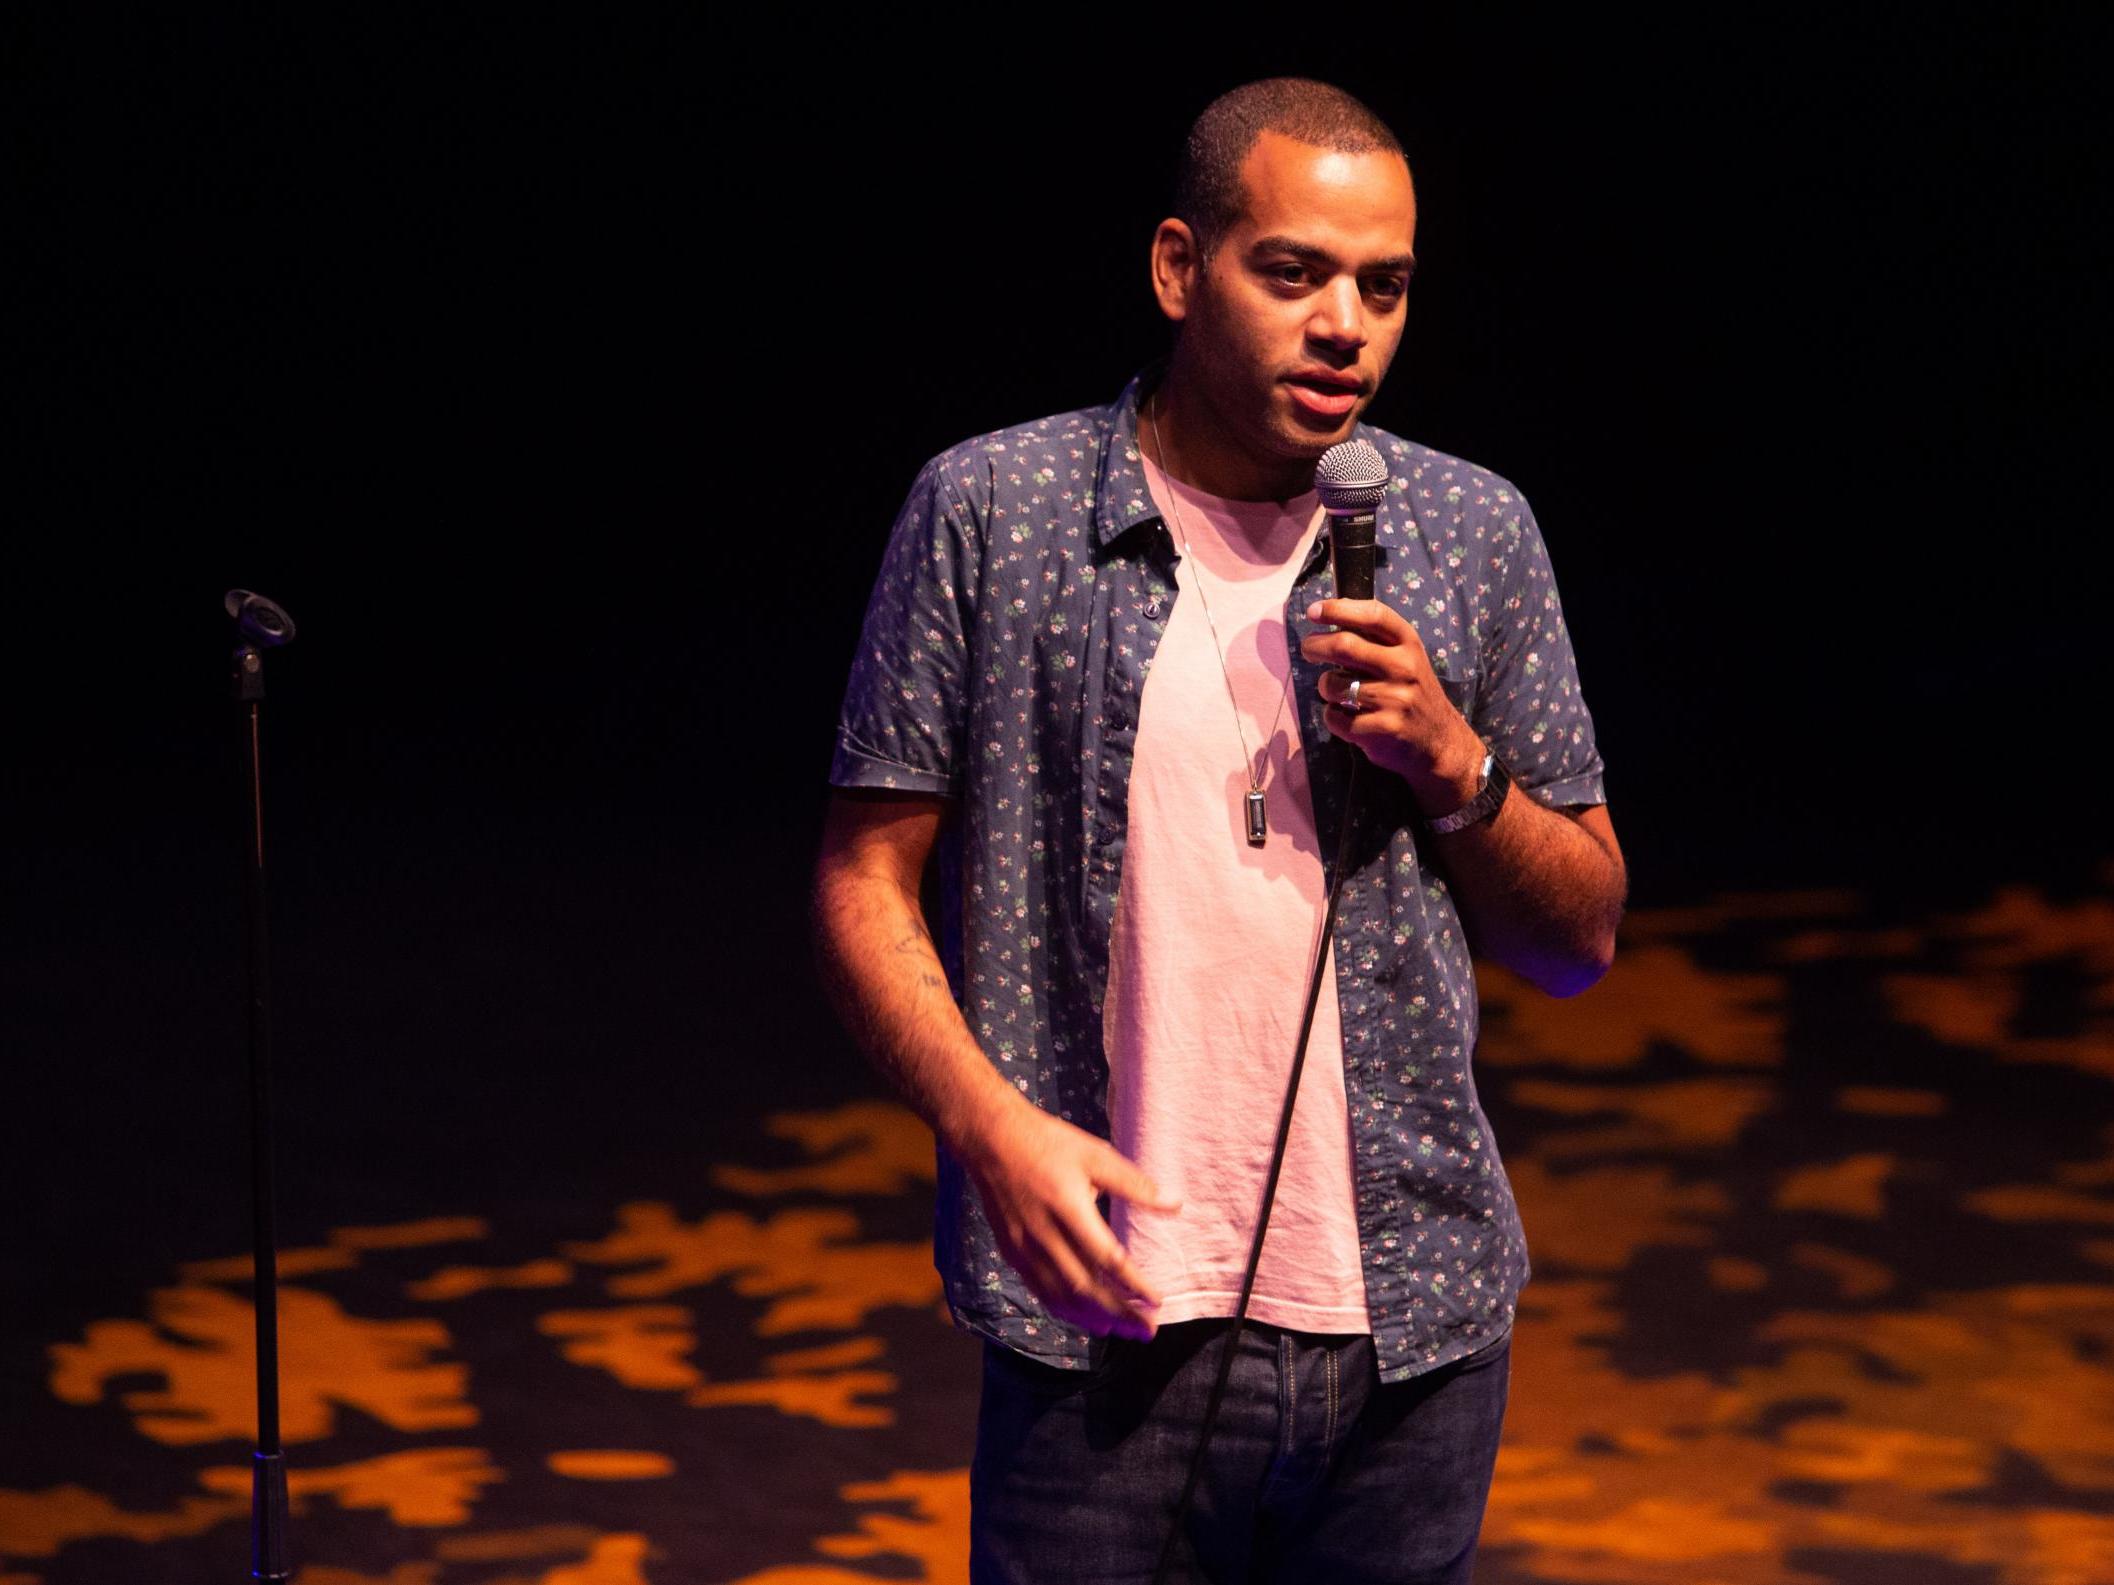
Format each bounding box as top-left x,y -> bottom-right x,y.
1141,371 -> 1314,505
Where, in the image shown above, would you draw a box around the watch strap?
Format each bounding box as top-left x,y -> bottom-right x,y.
1428,749 -> 1511,835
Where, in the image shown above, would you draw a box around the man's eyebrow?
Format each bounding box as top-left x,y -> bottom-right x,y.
1247,236 -> 1417,276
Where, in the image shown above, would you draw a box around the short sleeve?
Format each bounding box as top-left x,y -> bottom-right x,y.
829,458 -> 982,795
1473,491 -> 1607,807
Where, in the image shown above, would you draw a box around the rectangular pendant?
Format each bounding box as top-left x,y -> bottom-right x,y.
1245,789 -> 1268,845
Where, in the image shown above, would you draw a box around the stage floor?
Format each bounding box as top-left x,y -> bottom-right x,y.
5,825 -> 2111,1584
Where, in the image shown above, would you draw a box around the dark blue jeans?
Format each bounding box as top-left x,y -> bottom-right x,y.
970,1318 -> 1511,1584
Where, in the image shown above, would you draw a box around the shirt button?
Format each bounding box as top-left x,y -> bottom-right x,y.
1144,597 -> 1163,620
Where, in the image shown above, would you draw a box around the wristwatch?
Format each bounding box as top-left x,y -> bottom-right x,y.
1427,747 -> 1511,835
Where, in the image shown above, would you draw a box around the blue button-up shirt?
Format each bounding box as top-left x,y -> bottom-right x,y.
829,369 -> 1606,1383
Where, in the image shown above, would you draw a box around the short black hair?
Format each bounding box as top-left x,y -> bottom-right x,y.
1173,78 -> 1406,266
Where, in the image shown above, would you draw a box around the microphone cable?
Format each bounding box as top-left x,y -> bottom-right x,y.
1149,437 -> 1387,1584
1148,752 -> 1364,1585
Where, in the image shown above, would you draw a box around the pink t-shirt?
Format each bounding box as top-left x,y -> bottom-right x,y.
1104,455 -> 1370,1335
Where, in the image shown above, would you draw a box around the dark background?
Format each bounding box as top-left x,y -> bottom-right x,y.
5,15 -> 2105,1307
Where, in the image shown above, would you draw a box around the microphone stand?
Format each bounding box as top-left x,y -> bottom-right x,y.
228,589 -> 295,1582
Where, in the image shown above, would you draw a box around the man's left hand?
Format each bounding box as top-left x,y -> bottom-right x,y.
1301,597 -> 1485,817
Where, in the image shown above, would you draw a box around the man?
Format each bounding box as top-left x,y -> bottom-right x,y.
812,78 -> 1624,1584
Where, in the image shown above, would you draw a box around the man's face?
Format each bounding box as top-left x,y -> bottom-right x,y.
1169,131 -> 1418,488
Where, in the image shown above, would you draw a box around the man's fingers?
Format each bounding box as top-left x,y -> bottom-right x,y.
987,1126 -> 1176,1338
1335,701 -> 1405,734
1053,1197 -> 1162,1307
1305,597 -> 1412,642
1022,1216 -> 1155,1339
1020,1218 -> 1099,1311
1323,671 -> 1407,710
1325,702 -> 1415,748
1300,629 -> 1407,678
1090,1147 -> 1182,1214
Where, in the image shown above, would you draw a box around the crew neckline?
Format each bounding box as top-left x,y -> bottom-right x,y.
1141,451 -> 1319,527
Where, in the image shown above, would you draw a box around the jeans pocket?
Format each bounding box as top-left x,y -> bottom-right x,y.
1455,1328 -> 1512,1377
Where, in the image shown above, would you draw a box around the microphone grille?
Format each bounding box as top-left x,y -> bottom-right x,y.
1314,439 -> 1389,510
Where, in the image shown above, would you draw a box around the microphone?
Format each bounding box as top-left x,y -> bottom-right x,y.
1314,440 -> 1387,601
225,589 -> 298,648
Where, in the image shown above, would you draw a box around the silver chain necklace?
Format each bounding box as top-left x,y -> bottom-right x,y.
1147,395 -> 1300,847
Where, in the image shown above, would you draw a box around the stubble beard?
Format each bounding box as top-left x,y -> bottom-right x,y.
1169,349 -> 1339,500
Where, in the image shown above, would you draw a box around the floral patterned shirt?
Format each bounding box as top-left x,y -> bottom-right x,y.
829,369 -> 1606,1383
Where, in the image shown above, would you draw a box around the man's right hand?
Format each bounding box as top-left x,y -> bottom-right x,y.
956,1095 -> 1181,1343
811,788 -> 1179,1343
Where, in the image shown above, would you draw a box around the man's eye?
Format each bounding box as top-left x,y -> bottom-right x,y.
1363,276 -> 1408,304
1271,264 -> 1312,287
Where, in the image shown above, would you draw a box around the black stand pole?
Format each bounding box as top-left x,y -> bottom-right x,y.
228,589 -> 296,1583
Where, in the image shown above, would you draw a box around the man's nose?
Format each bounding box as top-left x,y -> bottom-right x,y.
1308,277 -> 1368,353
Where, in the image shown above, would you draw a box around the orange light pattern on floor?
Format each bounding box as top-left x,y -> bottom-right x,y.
1500,1275 -> 2114,1581
291,1566 -> 446,1585
688,1361 -> 900,1428
409,1258 -> 576,1302
1482,940 -> 1788,1069
538,1534 -> 654,1585
537,1305 -> 704,1391
568,1202 -> 941,1333
684,1336 -> 900,1429
292,1530 -> 654,1585
197,1450 -> 505,1525
1505,1073 -> 1778,1154
4,883 -> 2112,1583
544,1452 -> 675,1481
182,1218 -> 489,1285
1773,1152 -> 1896,1217
713,1100 -> 938,1197
430,1524 -> 610,1559
726,1470 -> 969,1585
336,1218 -> 494,1251
48,1284 -> 473,1444
0,1485 -> 244,1554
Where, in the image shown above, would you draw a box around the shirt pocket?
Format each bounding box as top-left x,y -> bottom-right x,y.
1435,668 -> 1479,726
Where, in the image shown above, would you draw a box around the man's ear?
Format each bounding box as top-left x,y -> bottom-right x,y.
1149,218 -> 1201,324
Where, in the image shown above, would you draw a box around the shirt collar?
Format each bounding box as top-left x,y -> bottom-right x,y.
1092,368 -> 1163,549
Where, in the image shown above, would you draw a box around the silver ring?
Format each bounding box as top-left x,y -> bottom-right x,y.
1345,678 -> 1363,711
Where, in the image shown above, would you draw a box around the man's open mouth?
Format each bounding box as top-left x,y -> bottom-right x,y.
1284,372 -> 1364,417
